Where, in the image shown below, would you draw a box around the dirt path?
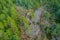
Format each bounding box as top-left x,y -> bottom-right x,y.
25,6 -> 46,40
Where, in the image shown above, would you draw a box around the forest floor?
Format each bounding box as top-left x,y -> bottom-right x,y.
20,6 -> 46,40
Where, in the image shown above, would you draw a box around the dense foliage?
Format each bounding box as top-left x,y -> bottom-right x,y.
0,0 -> 22,40
0,0 -> 60,40
40,0 -> 60,40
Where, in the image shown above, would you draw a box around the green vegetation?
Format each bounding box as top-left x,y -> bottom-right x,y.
0,0 -> 60,40
0,0 -> 21,40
